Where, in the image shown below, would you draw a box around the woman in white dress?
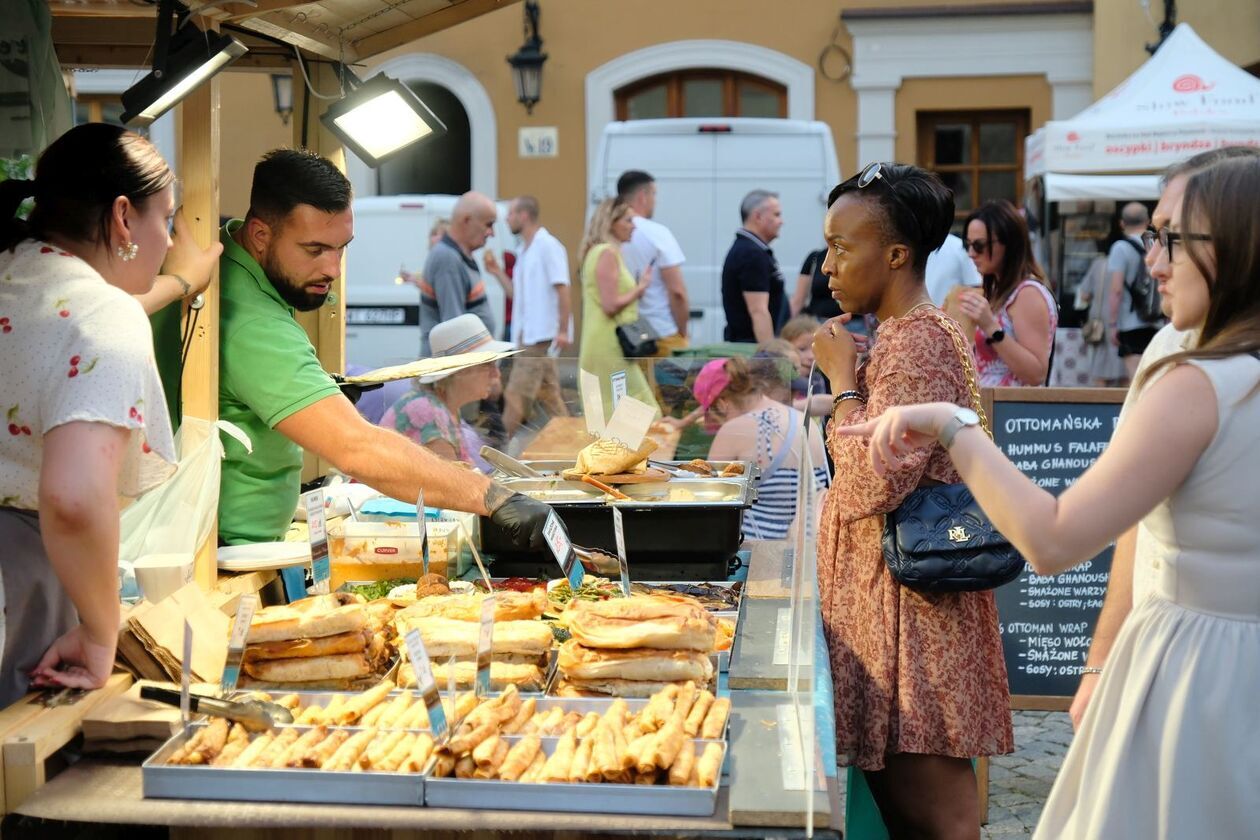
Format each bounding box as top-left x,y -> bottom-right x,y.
836,154 -> 1260,838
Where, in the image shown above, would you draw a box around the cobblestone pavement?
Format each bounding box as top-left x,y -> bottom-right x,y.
834,710 -> 1072,837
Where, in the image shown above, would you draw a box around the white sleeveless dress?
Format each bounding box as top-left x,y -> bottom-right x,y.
1034,354 -> 1260,839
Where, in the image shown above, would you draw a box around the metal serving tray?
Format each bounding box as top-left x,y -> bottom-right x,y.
502,460 -> 757,481
423,735 -> 725,816
498,477 -> 753,508
142,724 -> 427,806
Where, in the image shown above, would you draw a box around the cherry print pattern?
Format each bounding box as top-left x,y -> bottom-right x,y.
0,316 -> 10,334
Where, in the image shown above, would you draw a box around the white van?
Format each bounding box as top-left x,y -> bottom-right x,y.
342,195 -> 513,369
594,118 -> 841,346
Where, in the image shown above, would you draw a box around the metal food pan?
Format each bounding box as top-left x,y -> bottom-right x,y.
499,478 -> 753,508
142,724 -> 427,806
505,460 -> 756,481
424,735 -> 725,816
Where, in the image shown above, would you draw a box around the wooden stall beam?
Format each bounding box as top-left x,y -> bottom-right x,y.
232,17 -> 354,62
352,0 -> 519,58
178,77 -> 223,591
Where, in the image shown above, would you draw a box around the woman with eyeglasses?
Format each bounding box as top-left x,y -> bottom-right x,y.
955,200 -> 1057,386
812,162 -> 1013,838
837,155 -> 1260,839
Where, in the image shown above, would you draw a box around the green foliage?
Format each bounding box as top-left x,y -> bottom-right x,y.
0,155 -> 35,218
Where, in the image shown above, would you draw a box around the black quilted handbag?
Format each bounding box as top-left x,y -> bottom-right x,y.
881,311 -> 1025,593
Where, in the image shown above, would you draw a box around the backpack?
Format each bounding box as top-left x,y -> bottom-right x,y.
1120,238 -> 1161,323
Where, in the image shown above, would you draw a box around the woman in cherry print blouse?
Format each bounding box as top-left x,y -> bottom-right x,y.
0,124 -> 213,704
812,163 -> 1012,837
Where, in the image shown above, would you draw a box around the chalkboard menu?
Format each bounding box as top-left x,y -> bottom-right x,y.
985,388 -> 1126,702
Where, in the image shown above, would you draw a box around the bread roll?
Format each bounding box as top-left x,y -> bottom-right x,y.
242,652 -> 372,683
396,616 -> 552,659
559,640 -> 714,683
394,590 -> 546,624
564,596 -> 716,651
244,630 -> 369,662
247,600 -> 368,644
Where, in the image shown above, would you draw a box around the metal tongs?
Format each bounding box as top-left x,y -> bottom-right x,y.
479,445 -> 544,478
140,685 -> 295,732
572,544 -> 621,576
647,459 -> 690,477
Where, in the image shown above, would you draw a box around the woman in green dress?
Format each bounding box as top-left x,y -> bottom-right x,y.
577,198 -> 659,419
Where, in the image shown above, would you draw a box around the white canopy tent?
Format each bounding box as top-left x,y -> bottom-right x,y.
1027,23 -> 1260,178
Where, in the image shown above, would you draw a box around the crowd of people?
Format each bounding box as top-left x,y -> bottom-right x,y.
3,116 -> 1257,840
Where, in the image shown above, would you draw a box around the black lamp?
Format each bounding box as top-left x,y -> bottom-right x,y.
506,0 -> 547,114
120,0 -> 247,126
319,70 -> 447,168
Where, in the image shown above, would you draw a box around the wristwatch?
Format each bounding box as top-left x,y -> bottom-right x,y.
938,407 -> 981,450
984,329 -> 1006,345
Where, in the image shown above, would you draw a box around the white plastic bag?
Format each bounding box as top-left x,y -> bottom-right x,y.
119,417 -> 251,565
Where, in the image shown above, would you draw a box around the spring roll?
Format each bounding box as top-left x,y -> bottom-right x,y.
447,719 -> 498,755
275,694 -> 302,711
601,698 -> 629,730
323,729 -> 377,771
624,731 -> 654,771
361,730 -> 406,769
536,707 -> 564,734
700,697 -> 730,740
398,698 -> 429,730
454,754 -> 477,779
401,733 -> 435,773
568,734 -> 594,783
540,728 -> 577,782
334,680 -> 395,725
281,726 -> 330,768
300,729 -> 349,768
575,711 -> 601,739
639,685 -> 678,733
430,750 -> 457,778
634,770 -> 659,785
592,722 -> 619,782
251,727 -> 299,767
210,725 -> 251,767
668,740 -> 696,786
472,733 -> 502,768
184,718 -> 230,765
648,717 -> 685,772
378,732 -> 417,772
518,749 -> 547,783
608,719 -> 630,780
499,734 -> 542,781
473,738 -> 509,779
295,703 -> 324,725
230,732 -> 274,768
696,742 -> 722,788
501,697 -> 537,735
684,690 -> 715,736
672,681 -> 697,723
376,691 -> 414,728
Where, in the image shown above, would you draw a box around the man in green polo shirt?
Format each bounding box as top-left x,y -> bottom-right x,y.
217,148 -> 552,550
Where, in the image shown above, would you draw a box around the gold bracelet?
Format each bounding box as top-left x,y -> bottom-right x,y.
1081,666 -> 1103,676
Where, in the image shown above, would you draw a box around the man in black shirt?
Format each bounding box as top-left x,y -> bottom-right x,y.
721,189 -> 786,343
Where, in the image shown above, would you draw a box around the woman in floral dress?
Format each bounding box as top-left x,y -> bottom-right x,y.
813,163 -> 1013,838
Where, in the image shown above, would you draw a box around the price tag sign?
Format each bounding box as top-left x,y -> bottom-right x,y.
475,595 -> 495,696
604,395 -> 656,452
220,594 -> 258,695
543,510 -> 583,590
579,369 -> 606,436
303,489 -> 331,593
404,628 -> 448,742
610,370 -> 628,411
612,507 -> 631,598
416,490 -> 429,576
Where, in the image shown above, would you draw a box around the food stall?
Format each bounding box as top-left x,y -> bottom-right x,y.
1023,22 -> 1260,384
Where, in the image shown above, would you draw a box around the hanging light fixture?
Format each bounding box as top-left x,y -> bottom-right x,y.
120,0 -> 247,126
319,70 -> 447,168
506,0 -> 547,114
270,73 -> 294,125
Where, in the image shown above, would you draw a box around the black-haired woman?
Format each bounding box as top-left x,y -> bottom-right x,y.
837,154 -> 1260,840
0,123 -> 197,703
813,162 -> 1013,838
956,200 -> 1057,386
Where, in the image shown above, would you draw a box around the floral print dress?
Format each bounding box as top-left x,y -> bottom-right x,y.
818,307 -> 1013,771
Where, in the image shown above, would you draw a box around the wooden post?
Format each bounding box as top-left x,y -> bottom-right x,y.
290,56 -> 347,483
178,77 -> 222,590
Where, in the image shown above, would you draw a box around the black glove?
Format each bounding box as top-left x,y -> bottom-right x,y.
331,374 -> 384,406
488,492 -> 555,552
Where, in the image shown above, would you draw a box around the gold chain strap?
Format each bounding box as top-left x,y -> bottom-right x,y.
927,310 -> 992,439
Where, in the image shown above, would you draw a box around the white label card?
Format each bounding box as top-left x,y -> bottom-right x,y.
220,594 -> 257,695
610,370 -> 628,411
604,395 -> 656,452
542,511 -> 583,589
181,620 -> 192,726
579,369 -> 606,436
612,507 -> 631,597
404,628 -> 448,741
303,489 -> 330,593
416,490 -> 429,576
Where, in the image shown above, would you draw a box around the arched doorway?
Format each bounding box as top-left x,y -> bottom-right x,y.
376,82 -> 471,195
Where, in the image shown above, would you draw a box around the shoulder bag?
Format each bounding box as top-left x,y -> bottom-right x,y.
616,317 -> 659,358
881,311 -> 1025,592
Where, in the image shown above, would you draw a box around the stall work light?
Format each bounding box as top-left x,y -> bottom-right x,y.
318,73 -> 446,168
121,1 -> 247,126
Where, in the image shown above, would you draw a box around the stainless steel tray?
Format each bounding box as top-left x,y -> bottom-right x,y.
142,724 -> 427,806
500,477 -> 753,507
424,735 -> 725,816
505,459 -> 756,480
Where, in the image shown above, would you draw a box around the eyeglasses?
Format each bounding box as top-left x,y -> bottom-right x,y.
1141,227 -> 1212,260
857,161 -> 885,188
963,238 -> 992,255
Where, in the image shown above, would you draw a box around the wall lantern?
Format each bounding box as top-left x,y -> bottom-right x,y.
505,0 -> 547,114
270,72 -> 293,125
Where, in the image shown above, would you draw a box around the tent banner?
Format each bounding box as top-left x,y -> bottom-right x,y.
1041,121 -> 1259,173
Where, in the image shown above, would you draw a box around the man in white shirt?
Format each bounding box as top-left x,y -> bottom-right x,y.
617,170 -> 689,357
924,232 -> 982,307
501,195 -> 571,438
